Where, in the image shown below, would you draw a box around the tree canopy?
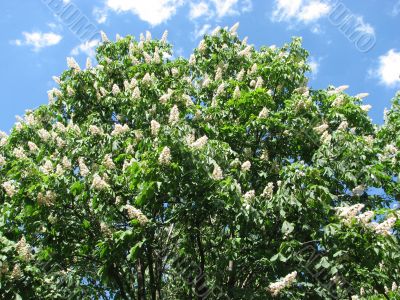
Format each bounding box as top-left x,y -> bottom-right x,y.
1,24 -> 400,299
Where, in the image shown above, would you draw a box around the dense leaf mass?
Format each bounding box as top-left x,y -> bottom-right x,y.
1,26 -> 400,299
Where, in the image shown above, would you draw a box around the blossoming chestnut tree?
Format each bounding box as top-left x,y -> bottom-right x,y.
1,24 -> 400,299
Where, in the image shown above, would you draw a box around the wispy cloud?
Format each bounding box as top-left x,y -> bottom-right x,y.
12,32 -> 62,51
371,49 -> 400,87
189,2 -> 211,20
272,0 -> 331,24
104,0 -> 184,26
193,23 -> 212,39
71,39 -> 100,58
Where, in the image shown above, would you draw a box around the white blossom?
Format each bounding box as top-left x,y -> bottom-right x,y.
67,86 -> 75,97
268,271 -> 297,296
238,45 -> 252,58
78,158 -> 90,177
337,121 -> 348,131
37,191 -> 57,207
314,123 -> 329,134
258,107 -> 269,119
146,30 -> 152,41
255,77 -> 264,89
215,67 -> 223,81
215,83 -> 225,97
132,86 -> 141,99
356,211 -> 374,224
0,155 -> 5,167
355,93 -> 369,99
169,105 -> 179,125
86,57 -> 92,69
62,156 -> 72,170
202,74 -> 211,88
236,69 -> 245,81
249,63 -> 257,75
40,159 -> 53,175
159,147 -> 171,165
52,76 -> 61,84
374,217 -> 397,236
124,205 -> 149,225
361,104 -> 372,112
241,160 -> 251,172
2,180 -> 18,197
190,136 -> 208,149
230,22 -> 239,34
142,73 -> 152,85
103,154 -> 115,169
16,236 -> 31,261
189,54 -> 196,65
91,174 -> 109,190
262,182 -> 274,199
198,39 -> 206,52
212,164 -> 223,180
112,84 -> 121,96
243,190 -> 255,203
67,57 -> 80,71
13,147 -> 27,159
100,31 -> 109,42
336,203 -> 365,222
151,120 -> 161,136
89,125 -> 103,135
233,86 -> 241,99
111,124 -> 130,136
161,30 -> 168,43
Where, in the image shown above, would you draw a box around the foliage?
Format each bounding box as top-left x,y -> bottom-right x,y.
1,25 -> 400,299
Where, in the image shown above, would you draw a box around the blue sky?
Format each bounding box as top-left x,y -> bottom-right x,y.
1,0 -> 399,132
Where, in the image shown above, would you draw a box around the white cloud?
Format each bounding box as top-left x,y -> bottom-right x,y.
71,39 -> 100,58
210,0 -> 239,18
194,23 -> 211,39
12,32 -> 62,51
93,7 -> 108,24
272,0 -> 331,24
298,1 -> 330,23
308,57 -> 321,78
374,49 -> 400,87
105,0 -> 184,26
189,2 -> 211,19
354,16 -> 375,35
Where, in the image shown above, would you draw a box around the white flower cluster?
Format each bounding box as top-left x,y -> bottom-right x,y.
314,123 -> 329,134
0,155 -> 5,167
13,147 -> 27,160
37,191 -> 57,206
212,164 -> 223,180
241,160 -> 251,172
2,180 -> 18,197
159,88 -> 173,104
262,182 -> 274,199
336,203 -> 365,222
40,160 -> 53,175
89,125 -> 103,136
111,124 -> 130,136
16,236 -> 31,261
258,107 -> 269,119
169,105 -> 180,125
91,174 -> 109,191
190,136 -> 208,149
327,85 -> 349,96
67,57 -> 80,71
159,147 -> 171,165
78,158 -> 90,177
38,128 -> 51,141
151,120 -> 161,136
268,271 -> 297,296
372,217 -> 397,236
124,205 -> 149,225
103,154 -> 115,169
